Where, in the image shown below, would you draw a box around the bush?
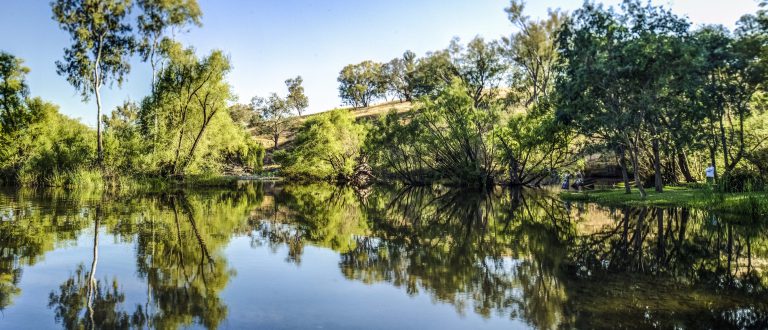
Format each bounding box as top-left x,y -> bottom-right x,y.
1,99 -> 97,187
226,139 -> 265,172
720,167 -> 766,193
278,109 -> 366,180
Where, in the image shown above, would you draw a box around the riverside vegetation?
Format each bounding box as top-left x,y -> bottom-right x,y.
3,1 -> 768,328
2,1 -> 768,204
249,0 -> 768,200
277,0 -> 768,217
1,182 -> 768,328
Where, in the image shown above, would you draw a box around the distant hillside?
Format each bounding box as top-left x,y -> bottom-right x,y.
252,100 -> 413,151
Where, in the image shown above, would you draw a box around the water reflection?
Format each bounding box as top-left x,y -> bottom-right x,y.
251,183 -> 768,329
567,206 -> 768,328
0,186 -> 262,329
0,184 -> 767,329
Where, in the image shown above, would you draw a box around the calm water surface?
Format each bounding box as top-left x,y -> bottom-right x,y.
0,183 -> 767,329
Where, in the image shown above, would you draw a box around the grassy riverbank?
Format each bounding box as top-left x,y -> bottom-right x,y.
561,186 -> 768,218
2,172 -> 283,192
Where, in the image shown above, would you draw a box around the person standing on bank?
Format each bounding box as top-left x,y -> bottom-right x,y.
705,164 -> 716,184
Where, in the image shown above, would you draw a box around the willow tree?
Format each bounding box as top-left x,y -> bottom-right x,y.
278,110 -> 366,180
497,1 -> 578,187
136,0 -> 202,148
145,42 -> 234,175
412,80 -> 499,186
497,110 -> 581,186
51,0 -> 135,163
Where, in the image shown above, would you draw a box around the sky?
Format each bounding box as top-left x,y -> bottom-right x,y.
0,0 -> 761,126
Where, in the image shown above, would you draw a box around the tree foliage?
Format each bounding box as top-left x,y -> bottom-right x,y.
51,0 -> 135,162
0,53 -> 96,186
136,0 -> 202,84
285,76 -> 309,116
556,0 -> 768,194
0,52 -> 31,134
366,80 -> 498,186
277,110 -> 366,180
252,93 -> 293,149
337,60 -> 386,108
138,42 -> 261,175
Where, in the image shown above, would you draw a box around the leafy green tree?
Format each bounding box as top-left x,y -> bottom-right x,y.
277,109 -> 366,180
503,0 -> 565,107
557,3 -> 635,193
497,110 -> 581,186
51,0 -> 135,163
227,102 -> 256,127
285,76 -> 309,116
364,110 -> 428,185
0,52 -> 31,134
381,51 -> 418,102
141,42 -> 256,175
556,1 -> 691,196
1,98 -> 95,186
0,54 -> 97,185
743,111 -> 768,182
136,0 -> 202,89
411,50 -> 455,98
366,80 -> 498,186
693,15 -> 768,186
630,1 -> 690,193
252,93 -> 293,149
337,60 -> 386,108
495,1 -> 580,186
103,101 -> 151,173
136,0 -> 202,148
408,38 -> 505,109
381,57 -> 406,101
448,37 -> 507,109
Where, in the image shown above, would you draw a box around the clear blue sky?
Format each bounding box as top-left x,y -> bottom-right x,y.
0,0 -> 760,126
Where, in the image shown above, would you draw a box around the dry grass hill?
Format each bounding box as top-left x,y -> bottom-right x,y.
252,100 -> 413,151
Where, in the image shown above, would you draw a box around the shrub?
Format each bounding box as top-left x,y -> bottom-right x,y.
278,109 -> 366,180
1,99 -> 96,187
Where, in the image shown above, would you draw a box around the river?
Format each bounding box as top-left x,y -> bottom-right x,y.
0,182 -> 766,329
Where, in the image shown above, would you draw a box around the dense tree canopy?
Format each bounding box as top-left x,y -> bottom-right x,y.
0,52 -> 31,134
276,110 -> 366,180
337,61 -> 386,108
556,0 -> 768,194
2,0 -> 767,194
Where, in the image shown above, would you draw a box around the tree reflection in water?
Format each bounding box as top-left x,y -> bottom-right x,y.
0,186 -> 261,329
253,184 -> 575,329
254,183 -> 768,329
0,188 -> 93,311
2,183 -> 768,329
567,206 -> 768,328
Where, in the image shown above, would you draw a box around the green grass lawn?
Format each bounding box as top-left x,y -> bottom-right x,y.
561,186 -> 768,218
